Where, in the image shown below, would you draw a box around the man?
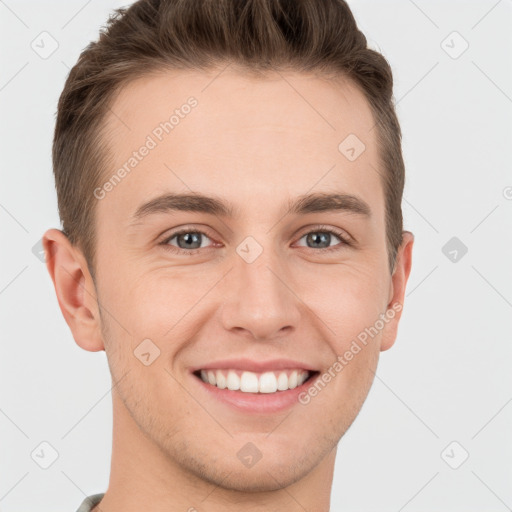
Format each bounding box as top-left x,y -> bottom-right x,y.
43,0 -> 413,510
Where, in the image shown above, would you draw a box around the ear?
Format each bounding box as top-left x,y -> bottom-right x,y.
42,228 -> 104,352
380,231 -> 414,352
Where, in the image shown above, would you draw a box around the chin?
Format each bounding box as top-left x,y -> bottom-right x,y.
201,458 -> 311,493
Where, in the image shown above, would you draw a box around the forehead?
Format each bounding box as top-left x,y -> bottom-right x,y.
99,67 -> 383,223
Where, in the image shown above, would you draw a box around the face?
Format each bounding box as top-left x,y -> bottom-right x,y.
51,66 -> 413,492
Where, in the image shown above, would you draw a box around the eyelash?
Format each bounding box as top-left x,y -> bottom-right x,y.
158,225 -> 352,256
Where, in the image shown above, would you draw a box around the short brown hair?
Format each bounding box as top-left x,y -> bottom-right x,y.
53,0 -> 404,279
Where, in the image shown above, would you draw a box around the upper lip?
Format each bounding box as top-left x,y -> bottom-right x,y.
190,358 -> 319,374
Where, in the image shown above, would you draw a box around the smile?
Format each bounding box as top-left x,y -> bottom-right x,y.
195,368 -> 316,393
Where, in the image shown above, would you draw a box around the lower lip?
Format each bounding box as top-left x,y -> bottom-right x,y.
192,372 -> 319,414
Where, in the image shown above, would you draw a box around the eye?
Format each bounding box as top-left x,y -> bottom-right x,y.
159,225 -> 351,256
295,226 -> 351,253
160,228 -> 216,255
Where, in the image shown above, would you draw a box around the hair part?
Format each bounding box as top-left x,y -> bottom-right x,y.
53,0 -> 405,280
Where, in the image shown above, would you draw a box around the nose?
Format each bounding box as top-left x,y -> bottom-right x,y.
219,247 -> 301,341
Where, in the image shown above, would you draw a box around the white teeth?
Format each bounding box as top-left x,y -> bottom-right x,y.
216,370 -> 227,389
259,372 -> 277,393
297,371 -> 308,386
240,371 -> 259,392
198,369 -> 311,393
288,370 -> 298,389
226,370 -> 240,391
276,372 -> 288,391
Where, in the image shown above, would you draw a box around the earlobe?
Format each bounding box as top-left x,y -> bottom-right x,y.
42,228 -> 105,352
380,231 -> 414,352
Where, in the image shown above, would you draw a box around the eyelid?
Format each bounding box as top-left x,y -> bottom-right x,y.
294,223 -> 354,244
158,224 -> 216,243
158,225 -> 218,253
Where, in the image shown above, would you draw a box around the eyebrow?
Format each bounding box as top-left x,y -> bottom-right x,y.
130,191 -> 372,224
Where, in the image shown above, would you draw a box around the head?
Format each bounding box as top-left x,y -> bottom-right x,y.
44,0 -> 413,496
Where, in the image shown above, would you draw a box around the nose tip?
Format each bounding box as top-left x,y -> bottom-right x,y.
219,261 -> 301,341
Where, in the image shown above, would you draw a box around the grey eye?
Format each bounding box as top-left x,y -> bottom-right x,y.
166,231 -> 212,250
297,230 -> 343,250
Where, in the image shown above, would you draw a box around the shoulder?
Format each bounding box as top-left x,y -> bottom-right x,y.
75,493 -> 105,512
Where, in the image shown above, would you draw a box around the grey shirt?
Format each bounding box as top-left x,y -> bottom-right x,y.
76,493 -> 105,512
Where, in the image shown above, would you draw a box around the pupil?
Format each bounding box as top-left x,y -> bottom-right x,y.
308,232 -> 330,249
179,232 -> 201,249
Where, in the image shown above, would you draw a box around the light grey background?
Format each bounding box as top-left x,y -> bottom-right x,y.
1,0 -> 511,510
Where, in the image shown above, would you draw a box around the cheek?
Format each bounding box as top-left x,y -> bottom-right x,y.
97,244 -> 391,357
97,262 -> 201,341
296,263 -> 390,344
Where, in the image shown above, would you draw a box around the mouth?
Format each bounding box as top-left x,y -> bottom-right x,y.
189,358 -> 321,414
193,368 -> 319,394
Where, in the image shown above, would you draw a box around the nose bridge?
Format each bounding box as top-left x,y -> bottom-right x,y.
220,237 -> 301,340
